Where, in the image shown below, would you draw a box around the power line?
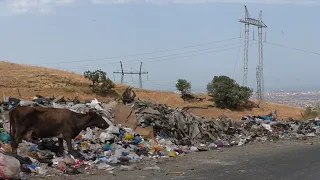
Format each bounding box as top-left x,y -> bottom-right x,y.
117,42 -> 247,64
4,41 -> 253,74
54,39 -> 243,67
6,42 -> 250,73
16,41 -> 320,73
232,47 -> 241,79
116,41 -> 245,64
57,41 -> 249,71
31,40 -> 243,71
36,37 -> 240,65
265,42 -> 320,56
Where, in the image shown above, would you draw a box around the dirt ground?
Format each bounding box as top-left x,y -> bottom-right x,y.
0,61 -> 304,119
30,138 -> 320,180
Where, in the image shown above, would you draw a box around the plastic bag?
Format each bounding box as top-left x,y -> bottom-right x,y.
99,132 -> 114,143
83,128 -> 93,140
106,125 -> 120,134
0,153 -> 21,179
262,124 -> 272,132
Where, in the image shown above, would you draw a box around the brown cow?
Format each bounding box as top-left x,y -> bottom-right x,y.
9,106 -> 109,155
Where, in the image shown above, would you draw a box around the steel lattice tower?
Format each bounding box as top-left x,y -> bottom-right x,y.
240,6 -> 250,87
113,61 -> 148,88
239,6 -> 267,100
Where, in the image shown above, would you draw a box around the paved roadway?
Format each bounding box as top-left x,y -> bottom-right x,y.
180,141 -> 320,180
37,138 -> 320,180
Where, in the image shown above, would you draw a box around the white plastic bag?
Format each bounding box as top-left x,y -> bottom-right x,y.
0,153 -> 21,179
107,125 -> 120,134
83,127 -> 93,140
99,132 -> 114,143
262,124 -> 272,132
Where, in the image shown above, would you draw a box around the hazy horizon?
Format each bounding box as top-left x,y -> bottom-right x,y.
1,1 -> 319,93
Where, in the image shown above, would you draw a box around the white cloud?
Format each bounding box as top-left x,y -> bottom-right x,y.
1,0 -> 319,15
3,0 -> 78,14
91,0 -> 320,5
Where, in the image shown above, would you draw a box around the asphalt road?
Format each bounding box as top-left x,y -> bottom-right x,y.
181,142 -> 320,180
36,138 -> 320,180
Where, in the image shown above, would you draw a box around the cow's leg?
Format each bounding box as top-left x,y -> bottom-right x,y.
64,137 -> 84,160
57,138 -> 64,156
12,134 -> 23,153
12,125 -> 29,153
10,138 -> 18,153
64,136 -> 74,153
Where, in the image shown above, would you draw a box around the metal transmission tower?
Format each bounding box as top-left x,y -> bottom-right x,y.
113,61 -> 148,88
239,5 -> 267,100
239,6 -> 250,87
257,10 -> 267,101
256,66 -> 262,100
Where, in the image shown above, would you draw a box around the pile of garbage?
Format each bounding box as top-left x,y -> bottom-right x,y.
134,101 -> 320,145
0,96 -> 319,178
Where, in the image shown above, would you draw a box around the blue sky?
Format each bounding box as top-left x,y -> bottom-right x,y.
0,0 -> 320,92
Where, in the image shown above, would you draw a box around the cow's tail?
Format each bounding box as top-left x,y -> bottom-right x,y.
9,109 -> 12,137
9,108 -> 15,138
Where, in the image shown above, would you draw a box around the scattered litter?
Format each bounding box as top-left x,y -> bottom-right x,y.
166,171 -> 185,175
0,153 -> 21,179
142,165 -> 160,171
120,165 -> 134,171
0,97 -> 319,178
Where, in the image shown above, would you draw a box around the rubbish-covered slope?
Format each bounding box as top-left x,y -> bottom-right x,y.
0,99 -> 317,178
134,90 -> 304,120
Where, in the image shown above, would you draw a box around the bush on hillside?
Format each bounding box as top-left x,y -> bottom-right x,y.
301,106 -> 320,120
84,69 -> 115,95
175,79 -> 191,94
206,75 -> 253,109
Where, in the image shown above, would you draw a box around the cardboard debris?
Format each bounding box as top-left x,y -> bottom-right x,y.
114,104 -> 138,129
114,104 -> 155,139
134,126 -> 154,139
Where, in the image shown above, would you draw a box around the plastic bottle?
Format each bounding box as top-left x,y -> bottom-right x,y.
124,133 -> 134,140
104,143 -> 112,151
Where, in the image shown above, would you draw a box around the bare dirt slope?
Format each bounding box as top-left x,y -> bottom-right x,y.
0,61 -> 304,119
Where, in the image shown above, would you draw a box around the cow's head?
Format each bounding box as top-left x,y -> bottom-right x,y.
87,110 -> 109,129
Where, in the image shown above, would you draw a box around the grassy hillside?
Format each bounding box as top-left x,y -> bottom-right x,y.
0,61 -> 304,120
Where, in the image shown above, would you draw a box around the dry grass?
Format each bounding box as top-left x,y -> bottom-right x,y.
0,61 -> 90,88
0,61 -> 304,120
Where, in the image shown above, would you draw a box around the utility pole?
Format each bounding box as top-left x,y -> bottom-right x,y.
239,5 -> 267,101
139,62 -> 143,88
120,61 -> 124,84
113,61 -> 148,88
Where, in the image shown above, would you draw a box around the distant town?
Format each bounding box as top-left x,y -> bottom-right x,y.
253,90 -> 320,108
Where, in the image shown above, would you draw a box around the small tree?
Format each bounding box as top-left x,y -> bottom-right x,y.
301,106 -> 319,120
315,102 -> 320,111
84,69 -> 115,94
206,75 -> 252,109
176,79 -> 191,94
